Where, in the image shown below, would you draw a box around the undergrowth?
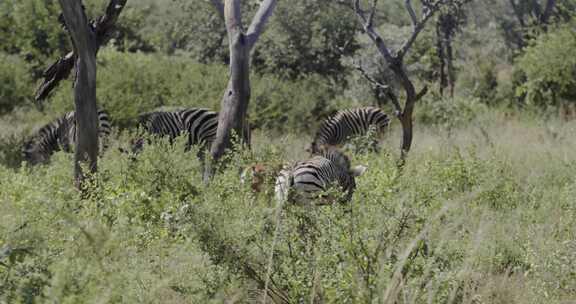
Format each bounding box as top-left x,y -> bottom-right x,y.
1,112 -> 575,303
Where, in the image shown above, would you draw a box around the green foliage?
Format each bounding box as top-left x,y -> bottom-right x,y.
0,0 -> 69,73
516,24 -> 576,106
250,73 -> 344,134
2,113 -> 576,303
45,48 -> 343,133
416,96 -> 487,129
0,53 -> 33,114
254,0 -> 360,79
456,56 -> 499,103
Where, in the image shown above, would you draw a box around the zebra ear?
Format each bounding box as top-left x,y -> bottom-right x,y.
351,165 -> 367,177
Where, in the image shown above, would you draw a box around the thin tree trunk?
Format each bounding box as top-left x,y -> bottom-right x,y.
353,0 -> 444,164
58,0 -> 99,188
445,29 -> 455,98
436,19 -> 447,97
540,0 -> 556,24
390,62 -> 417,161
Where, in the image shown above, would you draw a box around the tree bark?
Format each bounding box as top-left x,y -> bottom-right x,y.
36,0 -> 127,103
436,19 -> 447,97
209,33 -> 251,162
445,26 -> 455,98
540,0 -> 556,24
354,0 -> 444,164
58,0 -> 99,188
205,0 -> 277,181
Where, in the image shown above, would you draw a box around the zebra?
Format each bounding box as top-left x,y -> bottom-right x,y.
22,109 -> 111,165
309,106 -> 390,154
134,107 -> 250,154
275,147 -> 367,205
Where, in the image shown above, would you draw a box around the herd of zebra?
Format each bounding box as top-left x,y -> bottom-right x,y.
22,106 -> 390,204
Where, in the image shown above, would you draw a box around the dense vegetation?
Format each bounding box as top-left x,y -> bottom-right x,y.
1,0 -> 575,303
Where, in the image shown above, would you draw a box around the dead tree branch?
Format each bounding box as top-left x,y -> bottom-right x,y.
35,0 -> 127,103
352,60 -> 403,116
246,0 -> 279,50
352,0 -> 457,162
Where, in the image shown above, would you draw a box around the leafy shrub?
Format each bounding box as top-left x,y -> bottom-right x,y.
0,53 -> 32,114
416,96 -> 487,129
2,118 -> 576,302
0,134 -> 25,169
46,48 -> 343,134
456,57 -> 499,103
0,0 -> 69,73
253,0 -> 359,80
516,24 -> 576,106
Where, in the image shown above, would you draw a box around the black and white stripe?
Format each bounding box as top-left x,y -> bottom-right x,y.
23,109 -> 111,164
179,108 -> 219,148
136,107 -> 249,152
310,107 -> 390,153
275,148 -> 367,205
138,110 -> 186,143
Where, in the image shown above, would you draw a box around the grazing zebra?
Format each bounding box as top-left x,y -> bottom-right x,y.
22,109 -> 111,164
309,106 -> 390,154
135,107 -> 250,154
275,148 -> 367,205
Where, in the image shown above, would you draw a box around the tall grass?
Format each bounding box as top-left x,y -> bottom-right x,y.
1,109 -> 575,303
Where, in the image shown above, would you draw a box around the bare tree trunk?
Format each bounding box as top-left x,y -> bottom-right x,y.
540,0 -> 556,24
209,0 -> 251,165
58,0 -> 99,188
205,0 -> 277,181
436,19 -> 447,97
445,29 -> 455,98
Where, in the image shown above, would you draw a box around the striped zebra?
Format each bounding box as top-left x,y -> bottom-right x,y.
135,107 -> 249,154
22,109 -> 111,165
309,106 -> 390,154
275,147 -> 367,205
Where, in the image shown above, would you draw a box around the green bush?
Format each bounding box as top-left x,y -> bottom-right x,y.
516,24 -> 576,106
416,96 -> 487,129
2,122 -> 576,302
45,48 -> 343,133
0,0 -> 69,72
0,53 -> 33,114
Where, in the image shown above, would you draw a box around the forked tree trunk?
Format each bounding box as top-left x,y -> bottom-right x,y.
353,0 -> 456,164
58,0 -> 99,188
206,0 -> 277,181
